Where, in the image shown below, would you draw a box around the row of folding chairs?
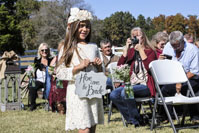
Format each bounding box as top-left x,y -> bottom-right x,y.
106,60 -> 199,132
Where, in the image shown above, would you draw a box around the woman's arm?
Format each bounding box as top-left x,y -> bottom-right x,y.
50,56 -> 57,66
142,49 -> 157,71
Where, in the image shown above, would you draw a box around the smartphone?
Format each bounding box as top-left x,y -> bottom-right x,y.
164,54 -> 172,60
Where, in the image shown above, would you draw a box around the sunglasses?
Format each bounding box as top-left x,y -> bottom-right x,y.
41,49 -> 48,53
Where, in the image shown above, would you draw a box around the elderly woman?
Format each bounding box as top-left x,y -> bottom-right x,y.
151,31 -> 169,58
29,43 -> 53,111
110,27 -> 157,127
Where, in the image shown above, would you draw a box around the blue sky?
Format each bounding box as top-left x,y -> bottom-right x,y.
84,0 -> 199,19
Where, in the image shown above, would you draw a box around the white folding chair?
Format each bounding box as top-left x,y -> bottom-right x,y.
149,60 -> 199,133
107,62 -> 127,126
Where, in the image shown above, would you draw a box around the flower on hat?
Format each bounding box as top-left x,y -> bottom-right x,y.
68,7 -> 93,24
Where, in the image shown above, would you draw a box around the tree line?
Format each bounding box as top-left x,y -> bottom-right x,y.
1,0 -> 199,54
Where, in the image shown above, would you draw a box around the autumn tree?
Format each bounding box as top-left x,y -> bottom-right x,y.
186,15 -> 198,41
165,13 -> 187,34
152,14 -> 166,32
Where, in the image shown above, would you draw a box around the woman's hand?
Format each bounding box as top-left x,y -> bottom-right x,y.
126,38 -> 132,49
123,38 -> 132,57
134,43 -> 143,51
159,54 -> 166,60
93,57 -> 102,66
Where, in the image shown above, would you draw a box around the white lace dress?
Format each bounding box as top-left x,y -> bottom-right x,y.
56,43 -> 104,131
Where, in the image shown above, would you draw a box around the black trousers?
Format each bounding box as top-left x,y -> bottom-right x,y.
29,80 -> 45,107
160,78 -> 199,119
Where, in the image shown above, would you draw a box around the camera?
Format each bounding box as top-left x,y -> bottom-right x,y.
164,54 -> 172,60
131,36 -> 139,46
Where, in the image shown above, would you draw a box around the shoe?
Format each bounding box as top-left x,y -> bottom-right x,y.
191,116 -> 199,124
134,123 -> 140,128
30,105 -> 36,111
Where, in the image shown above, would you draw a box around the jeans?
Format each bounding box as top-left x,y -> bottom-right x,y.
160,78 -> 199,119
29,80 -> 45,107
106,77 -> 113,87
110,84 -> 151,125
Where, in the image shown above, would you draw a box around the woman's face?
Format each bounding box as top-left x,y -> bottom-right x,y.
77,21 -> 91,42
40,45 -> 48,58
131,30 -> 144,44
157,40 -> 167,50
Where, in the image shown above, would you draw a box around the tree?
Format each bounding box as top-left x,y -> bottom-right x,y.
165,13 -> 187,34
135,15 -> 156,39
152,14 -> 166,32
101,11 -> 135,46
186,15 -> 198,41
0,0 -> 40,54
90,17 -> 103,46
31,0 -> 90,49
0,0 -> 24,54
135,15 -> 146,29
16,0 -> 40,50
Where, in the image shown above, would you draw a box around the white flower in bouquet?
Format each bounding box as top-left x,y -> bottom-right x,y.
25,63 -> 35,77
111,64 -> 130,83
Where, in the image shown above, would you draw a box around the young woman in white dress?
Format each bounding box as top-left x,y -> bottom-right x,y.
56,8 -> 104,133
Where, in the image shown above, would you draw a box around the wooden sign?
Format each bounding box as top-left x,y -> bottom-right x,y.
75,71 -> 107,99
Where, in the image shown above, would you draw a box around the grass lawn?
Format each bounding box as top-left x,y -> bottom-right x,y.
0,98 -> 199,133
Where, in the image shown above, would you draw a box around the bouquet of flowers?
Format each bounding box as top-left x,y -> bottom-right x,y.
48,66 -> 55,75
111,64 -> 134,99
111,64 -> 130,82
26,63 -> 35,77
25,63 -> 36,87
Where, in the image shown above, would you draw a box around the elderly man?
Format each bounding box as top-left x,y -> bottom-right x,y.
159,31 -> 199,123
100,39 -> 119,75
100,39 -> 120,87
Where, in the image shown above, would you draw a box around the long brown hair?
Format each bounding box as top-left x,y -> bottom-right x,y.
131,27 -> 155,50
57,20 -> 92,67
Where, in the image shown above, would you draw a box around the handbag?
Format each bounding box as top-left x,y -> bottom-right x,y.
130,59 -> 148,85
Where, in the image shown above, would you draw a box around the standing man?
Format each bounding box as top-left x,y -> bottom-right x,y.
159,31 -> 199,123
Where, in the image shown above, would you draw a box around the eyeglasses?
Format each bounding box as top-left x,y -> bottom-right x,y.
41,49 -> 48,53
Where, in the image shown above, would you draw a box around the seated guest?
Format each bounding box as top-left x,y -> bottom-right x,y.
184,33 -> 194,43
110,27 -> 157,127
151,31 -> 169,58
49,40 -> 67,114
100,39 -> 120,105
100,39 -> 120,87
195,40 -> 199,48
159,31 -> 199,123
29,43 -> 53,111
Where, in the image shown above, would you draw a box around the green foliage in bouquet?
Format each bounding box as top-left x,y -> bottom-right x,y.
111,64 -> 130,82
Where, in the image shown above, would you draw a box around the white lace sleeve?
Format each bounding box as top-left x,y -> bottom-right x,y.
56,64 -> 74,80
58,46 -> 64,61
56,45 -> 74,81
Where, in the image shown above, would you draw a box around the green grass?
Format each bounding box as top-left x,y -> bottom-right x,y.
1,78 -> 199,133
1,99 -> 199,133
